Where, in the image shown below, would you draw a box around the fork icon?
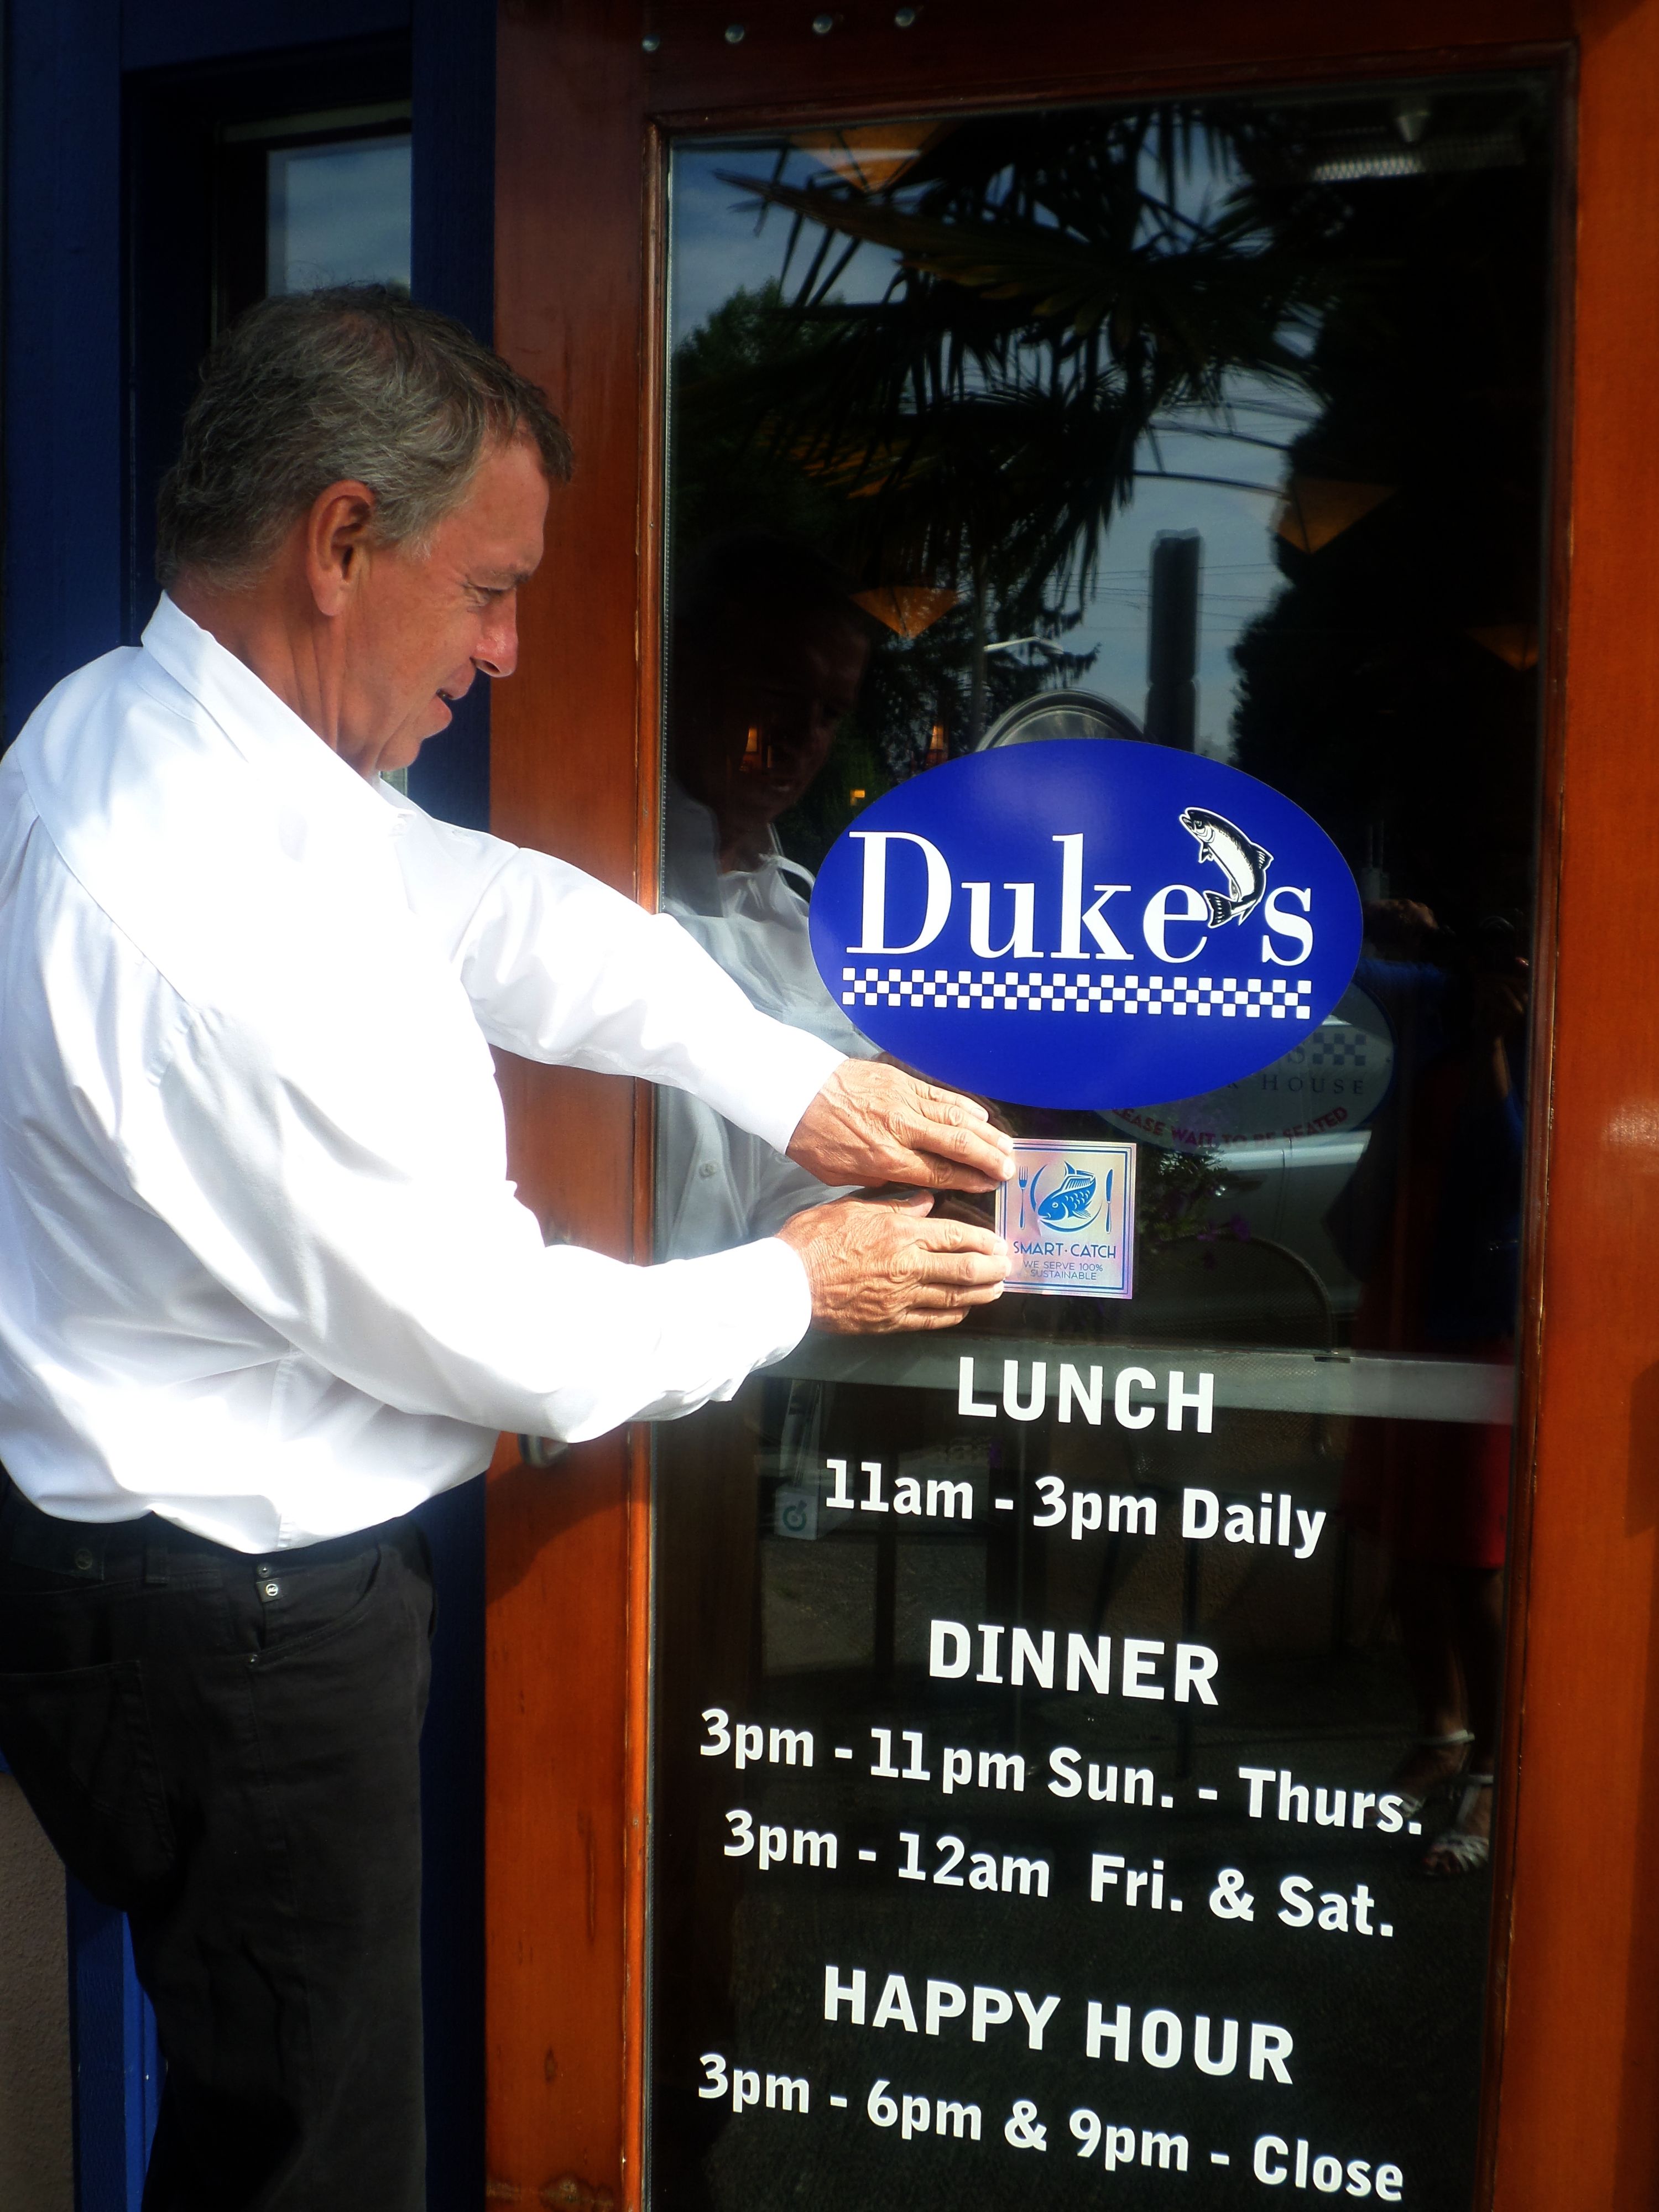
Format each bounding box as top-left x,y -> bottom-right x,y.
1017,1166 -> 1029,1229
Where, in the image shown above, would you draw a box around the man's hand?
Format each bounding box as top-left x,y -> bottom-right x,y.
776,1191 -> 1009,1334
786,1060 -> 1014,1193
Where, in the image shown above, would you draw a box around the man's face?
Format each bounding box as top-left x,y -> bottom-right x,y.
335,434 -> 550,778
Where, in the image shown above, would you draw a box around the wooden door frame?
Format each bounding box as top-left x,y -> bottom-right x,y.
487,3 -> 1659,2205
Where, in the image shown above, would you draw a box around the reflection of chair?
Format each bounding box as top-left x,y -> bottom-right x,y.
764,1376 -> 992,1694
1120,1230 -> 1337,1352
1088,1232 -> 1345,1775
961,1222 -> 1338,1355
978,688 -> 1144,748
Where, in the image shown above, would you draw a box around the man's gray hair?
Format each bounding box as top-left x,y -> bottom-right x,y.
156,285 -> 572,589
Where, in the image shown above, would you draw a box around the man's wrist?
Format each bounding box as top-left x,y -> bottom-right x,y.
777,1047 -> 849,1158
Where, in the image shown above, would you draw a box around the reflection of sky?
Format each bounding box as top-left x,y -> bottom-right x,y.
671,144 -> 893,343
669,132 -> 1313,758
268,137 -> 412,296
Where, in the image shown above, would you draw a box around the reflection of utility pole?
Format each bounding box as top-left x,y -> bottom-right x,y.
968,557 -> 990,748
1145,530 -> 1201,748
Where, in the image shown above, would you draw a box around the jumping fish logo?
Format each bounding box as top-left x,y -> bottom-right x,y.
1180,807 -> 1273,929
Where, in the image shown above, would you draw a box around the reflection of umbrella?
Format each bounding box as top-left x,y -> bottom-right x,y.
1467,624 -> 1537,670
852,583 -> 958,639
790,123 -> 952,197
1272,474 -> 1394,554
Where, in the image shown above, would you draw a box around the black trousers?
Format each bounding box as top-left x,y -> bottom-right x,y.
0,1474 -> 435,2211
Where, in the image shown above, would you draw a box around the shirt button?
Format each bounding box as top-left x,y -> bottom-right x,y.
697,1161 -> 717,1179
72,1548 -> 94,1572
263,1581 -> 280,1599
254,1563 -> 272,1577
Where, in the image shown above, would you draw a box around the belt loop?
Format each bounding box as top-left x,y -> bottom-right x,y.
143,1541 -> 171,1589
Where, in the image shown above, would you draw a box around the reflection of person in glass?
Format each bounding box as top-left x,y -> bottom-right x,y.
661,533 -> 883,1256
1337,904 -> 1526,1876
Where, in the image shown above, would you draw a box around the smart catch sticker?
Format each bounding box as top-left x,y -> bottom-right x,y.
997,1138 -> 1136,1297
810,738 -> 1363,1109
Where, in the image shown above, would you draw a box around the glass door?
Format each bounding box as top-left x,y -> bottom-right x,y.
649,76 -> 1553,2211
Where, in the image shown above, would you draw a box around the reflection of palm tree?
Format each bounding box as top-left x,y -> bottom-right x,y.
680,109 -> 1340,732
679,114 -> 1340,740
674,87 -> 1546,787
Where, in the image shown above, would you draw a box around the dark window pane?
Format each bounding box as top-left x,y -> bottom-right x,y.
651,77 -> 1553,2212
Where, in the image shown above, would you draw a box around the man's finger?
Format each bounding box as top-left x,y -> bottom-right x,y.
909,1251 -> 1008,1290
895,1102 -> 1010,1153
915,1219 -> 1008,1256
902,1280 -> 1004,1314
898,1116 -> 1011,1168
916,1083 -> 992,1126
906,1275 -> 1007,1306
885,1134 -> 1014,1191
905,1160 -> 1008,1195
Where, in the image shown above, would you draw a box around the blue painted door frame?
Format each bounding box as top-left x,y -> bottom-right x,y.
2,3 -> 495,2203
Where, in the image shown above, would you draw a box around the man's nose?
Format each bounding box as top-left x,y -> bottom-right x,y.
474,602 -> 520,680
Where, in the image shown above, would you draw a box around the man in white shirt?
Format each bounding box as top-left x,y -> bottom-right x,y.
0,287 -> 1010,2211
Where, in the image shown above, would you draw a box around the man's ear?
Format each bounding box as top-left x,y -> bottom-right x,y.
303,479 -> 378,617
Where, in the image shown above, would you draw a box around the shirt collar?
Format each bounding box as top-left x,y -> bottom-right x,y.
664,777 -> 789,913
140,594 -> 397,839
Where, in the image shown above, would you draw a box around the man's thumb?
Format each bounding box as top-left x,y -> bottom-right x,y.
865,1186 -> 934,1215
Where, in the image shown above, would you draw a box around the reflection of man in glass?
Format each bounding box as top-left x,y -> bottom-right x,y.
661,534 -> 882,1255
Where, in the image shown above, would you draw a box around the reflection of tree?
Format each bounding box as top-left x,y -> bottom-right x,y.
672,87 -> 1548,867
677,109 -> 1338,742
671,285 -> 845,557
700,113 -> 1329,591
672,283 -> 1094,820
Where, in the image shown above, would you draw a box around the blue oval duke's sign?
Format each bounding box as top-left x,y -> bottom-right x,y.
809,739 -> 1363,1110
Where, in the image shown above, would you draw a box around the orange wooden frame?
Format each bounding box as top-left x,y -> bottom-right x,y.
486,3 -> 1659,2206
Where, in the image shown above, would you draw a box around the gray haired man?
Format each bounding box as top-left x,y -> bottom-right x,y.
0,288 -> 1009,2210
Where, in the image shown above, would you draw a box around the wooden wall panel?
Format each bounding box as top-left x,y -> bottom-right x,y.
1490,2 -> 1659,2205
639,0 -> 1572,122
489,2 -> 652,2204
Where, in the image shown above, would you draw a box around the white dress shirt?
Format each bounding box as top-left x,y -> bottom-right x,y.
0,597 -> 843,1551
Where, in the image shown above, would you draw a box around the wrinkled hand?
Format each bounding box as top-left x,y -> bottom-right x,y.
787,1060 -> 1014,1193
777,1191 -> 1010,1334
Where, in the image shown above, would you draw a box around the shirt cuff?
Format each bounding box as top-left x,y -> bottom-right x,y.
696,1020 -> 846,1155
748,1234 -> 814,1365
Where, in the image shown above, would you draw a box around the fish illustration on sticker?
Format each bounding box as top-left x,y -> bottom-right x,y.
1180,806 -> 1273,928
1034,1162 -> 1108,1229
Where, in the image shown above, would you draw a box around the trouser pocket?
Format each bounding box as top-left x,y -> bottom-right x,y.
0,1658 -> 179,1907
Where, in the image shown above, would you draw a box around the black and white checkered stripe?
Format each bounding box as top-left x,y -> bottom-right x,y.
1302,1034 -> 1368,1066
839,968 -> 1316,1019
